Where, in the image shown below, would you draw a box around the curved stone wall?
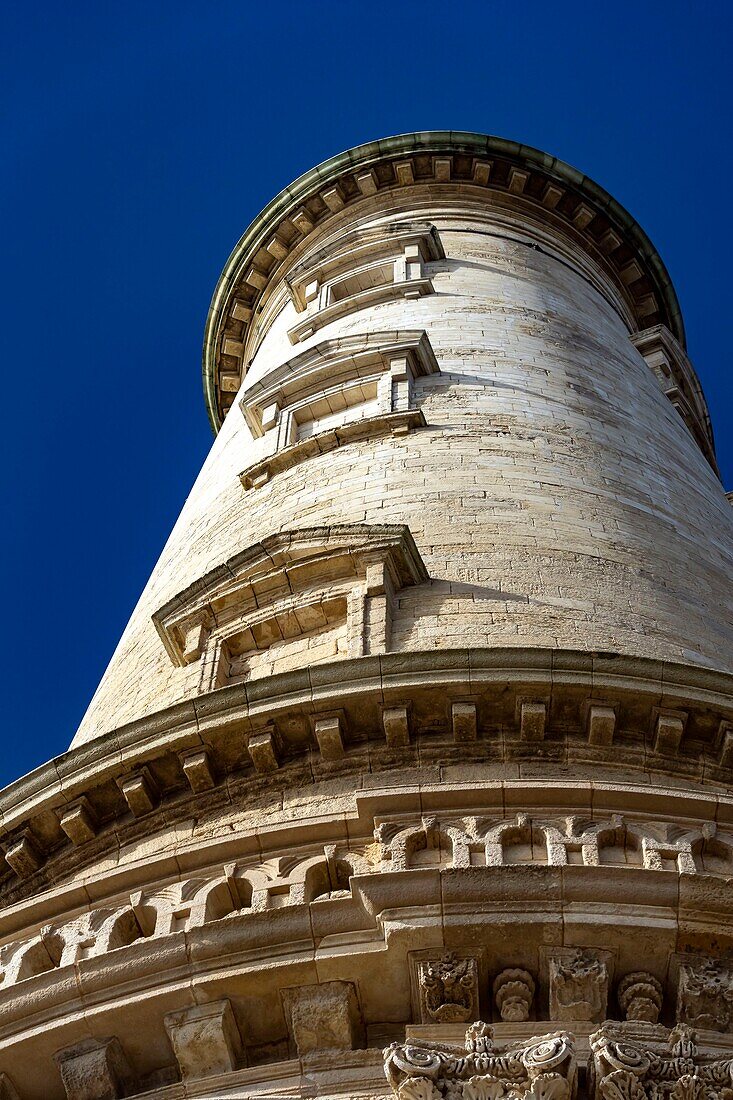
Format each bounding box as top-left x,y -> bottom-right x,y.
1,134 -> 731,1098
74,187 -> 732,745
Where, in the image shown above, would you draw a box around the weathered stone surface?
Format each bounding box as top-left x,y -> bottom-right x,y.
677,960 -> 733,1032
164,999 -> 243,1080
417,952 -> 478,1023
284,981 -> 364,1056
54,1037 -> 134,1100
494,968 -> 536,1021
384,1024 -> 576,1099
549,949 -> 609,1023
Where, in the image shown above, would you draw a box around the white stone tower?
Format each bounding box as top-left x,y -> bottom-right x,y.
1,133 -> 732,1099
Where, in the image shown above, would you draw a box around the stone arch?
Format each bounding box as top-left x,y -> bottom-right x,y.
596,823 -> 642,866
95,907 -> 144,954
188,874 -> 253,928
14,930 -> 63,982
692,833 -> 733,875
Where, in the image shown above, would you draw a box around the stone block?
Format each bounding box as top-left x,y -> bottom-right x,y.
549,949 -> 608,1023
164,999 -> 243,1080
4,831 -> 43,878
356,170 -> 378,196
677,960 -> 733,1031
248,727 -> 280,772
519,701 -> 546,742
417,951 -> 478,1023
59,797 -> 98,845
587,705 -> 616,747
54,1037 -> 135,1100
321,184 -> 346,212
382,705 -> 410,747
451,702 -> 477,743
284,981 -> 363,1057
180,749 -> 216,793
118,768 -> 158,818
508,167 -> 529,193
654,712 -> 685,755
314,713 -> 345,761
394,160 -> 415,186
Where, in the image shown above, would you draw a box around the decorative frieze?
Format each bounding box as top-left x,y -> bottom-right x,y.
418,953 -> 479,1024
384,1025 -> 576,1100
617,972 -> 664,1023
677,961 -> 733,1033
494,968 -> 536,1022
590,1020 -> 733,1100
549,950 -> 609,1023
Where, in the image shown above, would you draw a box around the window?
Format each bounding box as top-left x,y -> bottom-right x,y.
239,329 -> 439,489
286,221 -> 444,344
152,525 -> 428,691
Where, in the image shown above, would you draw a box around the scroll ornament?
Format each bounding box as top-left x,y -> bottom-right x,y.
384,1023 -> 576,1100
590,1021 -> 733,1100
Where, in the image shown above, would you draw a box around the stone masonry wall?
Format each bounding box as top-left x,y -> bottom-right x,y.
72,195 -> 733,746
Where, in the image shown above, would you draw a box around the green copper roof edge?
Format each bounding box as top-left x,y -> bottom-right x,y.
202,131 -> 686,433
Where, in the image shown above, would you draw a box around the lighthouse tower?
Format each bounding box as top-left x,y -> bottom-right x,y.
0,133 -> 732,1099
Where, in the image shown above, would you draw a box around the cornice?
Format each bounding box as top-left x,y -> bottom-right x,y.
202,131 -> 687,432
1,647 -> 733,903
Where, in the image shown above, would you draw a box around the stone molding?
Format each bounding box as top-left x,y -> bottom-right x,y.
1,808 -> 733,1048
239,329 -> 438,438
284,219 -> 444,314
1,648 -> 733,894
589,1021 -> 733,1100
203,132 -> 686,430
239,408 -> 426,489
384,1024 -> 577,1100
631,325 -> 717,473
151,524 -> 428,680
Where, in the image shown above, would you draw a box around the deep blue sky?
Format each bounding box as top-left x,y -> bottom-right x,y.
2,2 -> 731,787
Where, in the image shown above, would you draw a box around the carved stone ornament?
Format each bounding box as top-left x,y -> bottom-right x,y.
590,1020 -> 733,1100
494,969 -> 536,1022
677,961 -> 733,1033
549,950 -> 609,1023
419,953 -> 479,1023
384,1023 -> 576,1100
618,973 -> 664,1023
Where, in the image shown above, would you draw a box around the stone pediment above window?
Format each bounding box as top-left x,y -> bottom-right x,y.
239,329 -> 438,489
286,221 -> 444,345
151,524 -> 428,689
631,325 -> 719,475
